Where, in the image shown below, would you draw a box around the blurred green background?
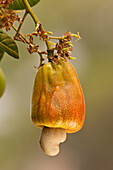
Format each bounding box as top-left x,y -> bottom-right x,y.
0,0 -> 113,169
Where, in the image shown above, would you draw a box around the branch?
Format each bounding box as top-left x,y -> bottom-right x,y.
22,0 -> 40,26
12,25 -> 29,43
15,10 -> 28,37
22,0 -> 50,50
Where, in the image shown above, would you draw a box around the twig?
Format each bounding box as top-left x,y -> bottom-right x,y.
15,10 -> 28,37
22,0 -> 40,26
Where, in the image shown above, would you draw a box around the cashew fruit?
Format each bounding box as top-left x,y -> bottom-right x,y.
31,59 -> 85,133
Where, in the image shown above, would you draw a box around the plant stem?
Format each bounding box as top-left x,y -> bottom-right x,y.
0,7 -> 4,14
15,10 -> 28,37
12,25 -> 46,59
39,53 -> 44,66
22,0 -> 40,26
49,36 -> 63,40
12,25 -> 29,43
22,0 -> 51,50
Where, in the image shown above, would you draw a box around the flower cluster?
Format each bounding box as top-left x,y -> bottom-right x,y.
27,36 -> 39,54
0,0 -> 21,31
56,31 -> 73,60
48,31 -> 81,63
26,24 -> 49,41
26,24 -> 50,54
27,43 -> 39,54
25,29 -> 80,63
35,24 -> 49,41
0,0 -> 14,9
25,34 -> 39,54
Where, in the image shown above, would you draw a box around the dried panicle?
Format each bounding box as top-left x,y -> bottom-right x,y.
0,0 -> 14,9
0,0 -> 80,66
25,24 -> 50,55
64,31 -> 73,41
0,8 -> 21,31
29,36 -> 34,44
26,28 -> 80,63
26,35 -> 39,54
26,24 -> 49,41
27,43 -> 39,54
55,31 -> 74,60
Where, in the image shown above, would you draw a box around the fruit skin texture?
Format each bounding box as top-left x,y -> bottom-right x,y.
0,68 -> 6,98
31,59 -> 85,133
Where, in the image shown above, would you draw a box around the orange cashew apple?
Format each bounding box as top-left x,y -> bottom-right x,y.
31,58 -> 85,156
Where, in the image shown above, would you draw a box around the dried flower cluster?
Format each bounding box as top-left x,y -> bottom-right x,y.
0,0 -> 14,9
0,0 -> 21,31
25,26 -> 80,64
56,31 -> 73,60
49,31 -> 80,63
26,24 -> 49,41
25,24 -> 49,54
35,24 -> 49,41
27,36 -> 39,54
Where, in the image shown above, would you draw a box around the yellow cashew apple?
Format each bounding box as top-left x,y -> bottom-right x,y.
31,59 -> 85,133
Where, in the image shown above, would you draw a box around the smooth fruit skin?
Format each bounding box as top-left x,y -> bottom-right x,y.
0,68 -> 6,98
31,59 -> 85,133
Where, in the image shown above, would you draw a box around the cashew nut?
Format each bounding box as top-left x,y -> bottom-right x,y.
40,127 -> 67,156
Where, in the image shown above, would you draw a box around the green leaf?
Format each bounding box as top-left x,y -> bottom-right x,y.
0,49 -> 4,61
9,0 -> 40,10
0,30 -> 19,59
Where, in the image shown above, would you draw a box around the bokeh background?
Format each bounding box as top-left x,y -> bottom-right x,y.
0,0 -> 113,169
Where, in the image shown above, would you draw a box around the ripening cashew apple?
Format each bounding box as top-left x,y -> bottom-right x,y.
31,58 -> 85,156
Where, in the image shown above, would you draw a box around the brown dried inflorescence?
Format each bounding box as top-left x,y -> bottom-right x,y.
27,43 -> 39,54
26,29 -> 80,62
26,24 -> 49,41
0,0 -> 14,9
26,35 -> 39,54
64,31 -> 73,40
35,24 -> 49,41
26,24 -> 50,55
0,0 -> 21,31
56,31 -> 73,59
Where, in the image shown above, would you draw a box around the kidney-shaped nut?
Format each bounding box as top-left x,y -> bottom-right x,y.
40,127 -> 67,156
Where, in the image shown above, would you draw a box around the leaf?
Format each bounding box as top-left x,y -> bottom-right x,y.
9,0 -> 40,10
0,49 -> 4,61
0,30 -> 19,59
